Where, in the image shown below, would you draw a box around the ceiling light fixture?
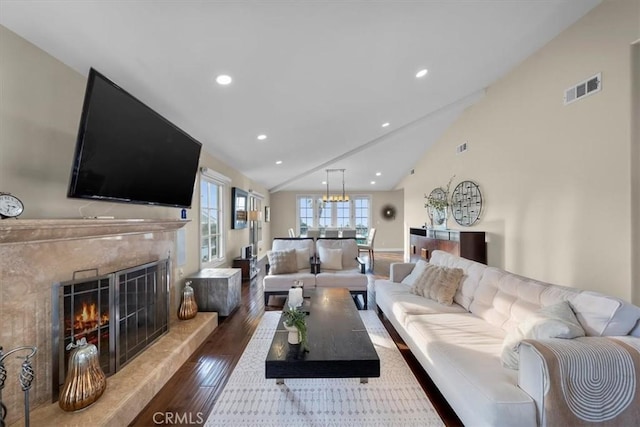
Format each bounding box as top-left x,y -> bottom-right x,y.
376,172 -> 382,176
416,69 -> 428,78
215,74 -> 232,85
322,169 -> 350,203
371,181 -> 376,185
257,134 -> 267,140
275,160 -> 283,165
382,122 -> 390,128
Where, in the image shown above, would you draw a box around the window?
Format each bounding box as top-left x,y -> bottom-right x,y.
200,169 -> 230,267
295,195 -> 371,236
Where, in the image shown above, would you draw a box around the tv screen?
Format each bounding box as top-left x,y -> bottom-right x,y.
68,68 -> 202,208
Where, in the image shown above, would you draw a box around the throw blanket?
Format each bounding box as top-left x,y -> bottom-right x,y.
523,337 -> 640,426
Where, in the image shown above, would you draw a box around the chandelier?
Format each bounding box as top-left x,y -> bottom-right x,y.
322,169 -> 350,203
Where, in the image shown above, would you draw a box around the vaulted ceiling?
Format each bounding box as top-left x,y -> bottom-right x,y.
0,0 -> 600,192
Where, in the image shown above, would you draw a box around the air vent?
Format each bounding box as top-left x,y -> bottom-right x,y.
456,141 -> 468,154
564,73 -> 601,105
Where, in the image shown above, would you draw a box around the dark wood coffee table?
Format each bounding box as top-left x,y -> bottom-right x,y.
265,287 -> 380,384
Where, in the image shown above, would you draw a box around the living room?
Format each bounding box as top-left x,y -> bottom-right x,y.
1,0 -> 639,426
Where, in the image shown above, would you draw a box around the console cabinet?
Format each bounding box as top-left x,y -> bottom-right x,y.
233,256 -> 258,280
409,228 -> 486,264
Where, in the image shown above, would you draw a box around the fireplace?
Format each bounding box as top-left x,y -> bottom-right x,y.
52,259 -> 170,400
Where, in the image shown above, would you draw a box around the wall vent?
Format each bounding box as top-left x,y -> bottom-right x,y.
564,72 -> 601,105
456,141 -> 468,154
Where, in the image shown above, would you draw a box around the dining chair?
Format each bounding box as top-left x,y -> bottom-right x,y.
357,228 -> 376,267
288,228 -> 296,237
324,229 -> 339,238
340,229 -> 357,238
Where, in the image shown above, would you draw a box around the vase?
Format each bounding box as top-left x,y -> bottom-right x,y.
58,339 -> 107,411
178,280 -> 198,320
283,323 -> 300,344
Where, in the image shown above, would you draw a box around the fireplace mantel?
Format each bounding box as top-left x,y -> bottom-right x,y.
0,218 -> 188,245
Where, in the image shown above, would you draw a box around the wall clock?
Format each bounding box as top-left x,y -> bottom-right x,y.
451,181 -> 482,226
0,192 -> 24,219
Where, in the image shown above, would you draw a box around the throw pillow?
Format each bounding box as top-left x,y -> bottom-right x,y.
319,247 -> 343,270
427,266 -> 464,305
295,249 -> 310,270
408,264 -> 463,306
501,301 -> 586,370
401,260 -> 429,287
267,249 -> 298,275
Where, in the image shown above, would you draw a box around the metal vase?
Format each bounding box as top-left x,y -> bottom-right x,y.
178,281 -> 198,320
58,340 -> 107,411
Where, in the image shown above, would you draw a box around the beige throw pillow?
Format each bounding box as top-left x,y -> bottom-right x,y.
501,301 -> 586,370
319,247 -> 342,270
402,260 -> 429,287
267,249 -> 298,275
409,264 -> 464,306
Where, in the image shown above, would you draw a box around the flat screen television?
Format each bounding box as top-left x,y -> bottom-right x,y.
68,68 -> 202,208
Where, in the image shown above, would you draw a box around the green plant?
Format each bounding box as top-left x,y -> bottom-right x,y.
424,175 -> 456,211
283,307 -> 309,352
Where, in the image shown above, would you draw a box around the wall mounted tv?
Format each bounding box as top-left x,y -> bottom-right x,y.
68,68 -> 202,208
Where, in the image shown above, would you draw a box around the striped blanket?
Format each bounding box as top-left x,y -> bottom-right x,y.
523,336 -> 640,426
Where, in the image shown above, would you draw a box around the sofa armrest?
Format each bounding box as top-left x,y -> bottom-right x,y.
519,336 -> 640,426
390,263 -> 415,283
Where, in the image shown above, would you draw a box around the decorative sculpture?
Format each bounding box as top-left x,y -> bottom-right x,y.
58,338 -> 107,411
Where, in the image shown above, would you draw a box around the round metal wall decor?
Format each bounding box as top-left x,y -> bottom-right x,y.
451,180 -> 482,226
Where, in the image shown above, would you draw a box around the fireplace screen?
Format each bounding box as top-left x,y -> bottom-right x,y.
52,259 -> 169,400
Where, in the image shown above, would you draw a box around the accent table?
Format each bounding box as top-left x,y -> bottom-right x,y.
187,268 -> 242,316
265,288 -> 380,384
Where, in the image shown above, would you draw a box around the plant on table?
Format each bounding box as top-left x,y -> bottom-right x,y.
283,307 -> 309,352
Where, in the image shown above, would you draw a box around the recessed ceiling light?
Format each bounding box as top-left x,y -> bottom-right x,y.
416,69 -> 428,78
376,172 -> 382,176
370,181 -> 376,185
215,74 -> 232,85
322,181 -> 327,185
275,160 -> 283,165
257,134 -> 267,140
382,122 -> 390,128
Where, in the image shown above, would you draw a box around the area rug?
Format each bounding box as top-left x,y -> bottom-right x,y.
205,311 -> 444,427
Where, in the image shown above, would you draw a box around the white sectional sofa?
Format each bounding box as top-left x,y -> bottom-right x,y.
375,250 -> 640,426
264,237 -> 368,308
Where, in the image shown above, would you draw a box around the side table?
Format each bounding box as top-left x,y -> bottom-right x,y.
233,256 -> 258,280
187,268 -> 242,316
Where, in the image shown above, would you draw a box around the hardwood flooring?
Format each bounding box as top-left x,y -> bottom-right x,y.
130,253 -> 462,426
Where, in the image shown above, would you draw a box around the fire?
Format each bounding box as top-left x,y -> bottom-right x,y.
73,302 -> 109,333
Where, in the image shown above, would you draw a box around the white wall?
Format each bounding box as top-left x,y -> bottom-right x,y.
400,0 -> 639,301
0,25 -> 270,280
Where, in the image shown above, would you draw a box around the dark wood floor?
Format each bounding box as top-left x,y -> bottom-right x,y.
130,253 -> 462,426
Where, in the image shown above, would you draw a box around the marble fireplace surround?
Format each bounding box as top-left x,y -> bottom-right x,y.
0,219 -> 218,426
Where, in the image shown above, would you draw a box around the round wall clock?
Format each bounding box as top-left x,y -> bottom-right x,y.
451,181 -> 482,226
0,192 -> 24,219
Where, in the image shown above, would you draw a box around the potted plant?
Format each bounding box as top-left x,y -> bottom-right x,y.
424,175 -> 455,228
283,307 -> 309,351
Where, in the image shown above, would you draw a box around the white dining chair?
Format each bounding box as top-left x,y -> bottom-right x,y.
357,228 -> 376,266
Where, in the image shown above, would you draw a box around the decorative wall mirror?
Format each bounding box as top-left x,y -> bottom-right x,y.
451,180 -> 483,226
232,187 -> 248,229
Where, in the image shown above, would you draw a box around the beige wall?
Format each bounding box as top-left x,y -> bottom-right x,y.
270,190 -> 404,250
0,25 -> 270,281
401,0 -> 639,301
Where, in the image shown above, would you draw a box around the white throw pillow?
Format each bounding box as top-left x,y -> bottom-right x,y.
295,249 -> 310,270
319,247 -> 342,270
401,260 -> 429,287
501,301 -> 586,370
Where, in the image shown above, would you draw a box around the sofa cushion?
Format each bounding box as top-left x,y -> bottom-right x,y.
267,249 -> 298,275
316,270 -> 367,290
318,246 -> 342,270
295,249 -> 310,270
501,301 -> 585,369
401,259 -> 428,287
429,250 -> 487,310
316,238 -> 359,269
272,238 -> 315,259
263,272 -> 316,292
